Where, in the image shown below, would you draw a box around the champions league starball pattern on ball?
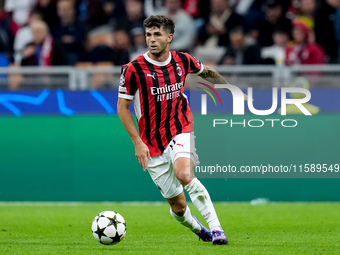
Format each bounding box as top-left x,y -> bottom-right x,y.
92,211 -> 126,245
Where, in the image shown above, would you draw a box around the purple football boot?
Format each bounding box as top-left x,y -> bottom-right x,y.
212,229 -> 228,245
192,216 -> 212,242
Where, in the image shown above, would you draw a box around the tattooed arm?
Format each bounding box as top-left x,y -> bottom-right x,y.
198,65 -> 230,87
198,65 -> 250,101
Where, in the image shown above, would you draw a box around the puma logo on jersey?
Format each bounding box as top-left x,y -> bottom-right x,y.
177,143 -> 184,147
147,73 -> 156,79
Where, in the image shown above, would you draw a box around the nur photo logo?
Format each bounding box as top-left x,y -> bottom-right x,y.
196,82 -> 222,115
197,83 -> 312,128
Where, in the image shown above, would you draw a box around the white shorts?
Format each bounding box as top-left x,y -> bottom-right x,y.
147,132 -> 199,199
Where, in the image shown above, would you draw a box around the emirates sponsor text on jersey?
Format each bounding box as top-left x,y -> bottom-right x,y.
150,81 -> 184,101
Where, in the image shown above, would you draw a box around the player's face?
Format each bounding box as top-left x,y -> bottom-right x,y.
145,26 -> 173,57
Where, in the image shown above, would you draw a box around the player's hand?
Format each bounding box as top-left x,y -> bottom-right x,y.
134,140 -> 151,171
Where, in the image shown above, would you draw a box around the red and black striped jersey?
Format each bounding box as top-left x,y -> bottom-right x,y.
118,51 -> 203,157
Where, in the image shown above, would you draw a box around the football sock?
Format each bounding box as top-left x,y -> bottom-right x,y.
185,178 -> 223,231
170,205 -> 201,233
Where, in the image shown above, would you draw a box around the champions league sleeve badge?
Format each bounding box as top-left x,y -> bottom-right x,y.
120,74 -> 125,86
193,56 -> 201,66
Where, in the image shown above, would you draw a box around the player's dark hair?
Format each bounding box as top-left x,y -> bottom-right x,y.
143,15 -> 175,34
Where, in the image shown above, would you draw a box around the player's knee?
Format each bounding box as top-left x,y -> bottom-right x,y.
174,158 -> 194,186
171,204 -> 186,216
169,199 -> 187,216
176,170 -> 193,186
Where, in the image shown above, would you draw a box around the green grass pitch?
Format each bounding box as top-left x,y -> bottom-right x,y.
0,202 -> 339,255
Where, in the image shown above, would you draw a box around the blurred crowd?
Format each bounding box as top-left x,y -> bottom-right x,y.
0,0 -> 340,69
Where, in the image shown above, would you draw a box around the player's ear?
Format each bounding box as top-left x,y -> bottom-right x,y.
168,33 -> 173,43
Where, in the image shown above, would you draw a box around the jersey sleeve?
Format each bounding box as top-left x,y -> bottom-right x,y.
118,64 -> 137,100
184,53 -> 204,75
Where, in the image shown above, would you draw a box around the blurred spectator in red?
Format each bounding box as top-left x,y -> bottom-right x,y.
285,0 -> 300,20
285,21 -> 325,65
314,0 -> 340,63
198,0 -> 246,47
129,23 -> 147,60
182,0 -> 211,20
21,20 -> 69,66
52,0 -> 86,64
165,0 -> 195,52
183,0 -> 211,33
0,0 -> 19,60
76,0 -> 108,31
256,0 -> 291,47
34,0 -> 59,29
182,0 -> 199,17
14,11 -> 43,65
4,0 -> 37,27
261,26 -> 290,64
218,26 -> 261,65
115,0 -> 146,36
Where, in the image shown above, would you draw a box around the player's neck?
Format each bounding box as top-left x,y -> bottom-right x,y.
147,51 -> 170,63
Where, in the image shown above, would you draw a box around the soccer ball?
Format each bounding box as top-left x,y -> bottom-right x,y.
92,211 -> 126,245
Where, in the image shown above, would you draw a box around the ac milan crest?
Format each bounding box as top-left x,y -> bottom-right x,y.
176,66 -> 182,76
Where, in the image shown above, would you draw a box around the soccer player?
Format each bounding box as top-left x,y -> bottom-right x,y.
117,15 -> 246,245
